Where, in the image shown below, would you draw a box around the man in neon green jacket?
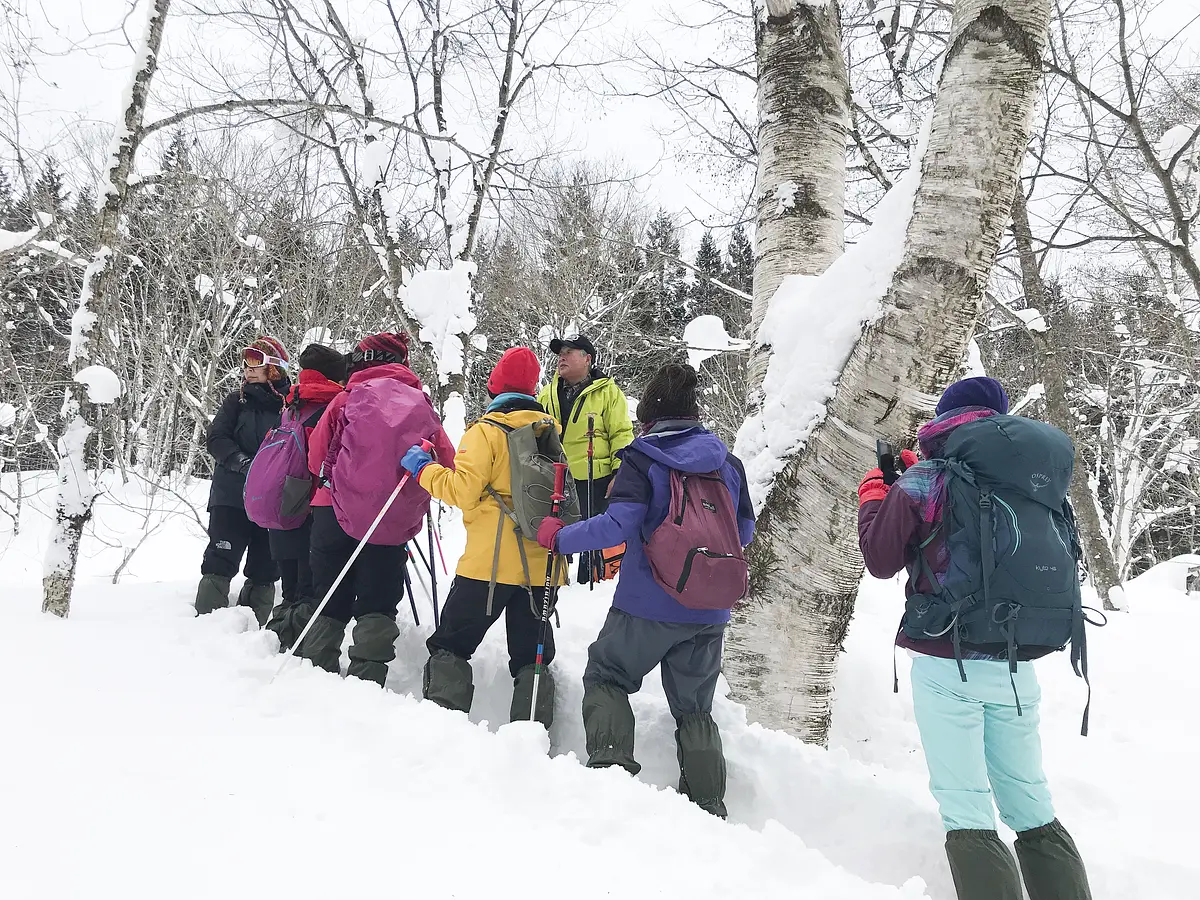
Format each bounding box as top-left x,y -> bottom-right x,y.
538,335 -> 635,582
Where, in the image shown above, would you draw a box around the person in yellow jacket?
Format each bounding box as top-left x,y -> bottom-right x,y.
538,335 -> 634,582
400,347 -> 564,729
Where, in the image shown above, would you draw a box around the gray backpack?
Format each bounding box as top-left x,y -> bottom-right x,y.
902,414 -> 1100,733
480,415 -> 581,614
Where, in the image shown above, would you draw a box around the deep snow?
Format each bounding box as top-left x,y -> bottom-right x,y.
0,474 -> 1196,898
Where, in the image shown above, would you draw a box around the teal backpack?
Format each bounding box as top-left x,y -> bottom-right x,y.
902,415 -> 1100,733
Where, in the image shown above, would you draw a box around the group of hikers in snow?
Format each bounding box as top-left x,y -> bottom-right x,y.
196,330 -> 1092,899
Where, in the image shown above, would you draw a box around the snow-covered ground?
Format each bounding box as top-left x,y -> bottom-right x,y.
0,474 -> 1195,898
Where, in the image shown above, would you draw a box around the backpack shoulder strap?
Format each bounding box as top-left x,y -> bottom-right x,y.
479,416 -> 515,434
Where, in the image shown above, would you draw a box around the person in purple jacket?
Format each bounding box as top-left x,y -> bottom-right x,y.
858,377 -> 1091,900
537,364 -> 755,818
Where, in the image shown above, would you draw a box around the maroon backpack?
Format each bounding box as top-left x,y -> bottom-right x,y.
644,469 -> 748,610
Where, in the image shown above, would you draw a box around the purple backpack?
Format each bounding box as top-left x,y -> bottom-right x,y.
244,405 -> 322,531
325,375 -> 440,546
644,469 -> 748,610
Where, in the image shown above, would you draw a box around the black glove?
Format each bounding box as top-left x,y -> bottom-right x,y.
231,453 -> 252,474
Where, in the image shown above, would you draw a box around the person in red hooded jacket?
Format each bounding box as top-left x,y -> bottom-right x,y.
296,332 -> 456,686
263,343 -> 347,651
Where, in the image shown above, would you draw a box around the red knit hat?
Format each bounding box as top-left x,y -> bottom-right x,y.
488,347 -> 541,397
350,331 -> 409,370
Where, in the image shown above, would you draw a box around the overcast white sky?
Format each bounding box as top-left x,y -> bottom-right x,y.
7,0 -> 738,245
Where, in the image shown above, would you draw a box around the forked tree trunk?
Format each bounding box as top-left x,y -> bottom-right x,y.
746,0 -> 849,409
42,0 -> 172,618
725,0 -> 1052,745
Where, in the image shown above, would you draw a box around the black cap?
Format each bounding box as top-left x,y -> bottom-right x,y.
549,335 -> 596,359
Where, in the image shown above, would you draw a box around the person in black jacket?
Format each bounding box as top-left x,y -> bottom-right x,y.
196,337 -> 291,624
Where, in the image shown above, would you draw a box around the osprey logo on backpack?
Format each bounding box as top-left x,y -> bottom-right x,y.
1030,472 -> 1052,492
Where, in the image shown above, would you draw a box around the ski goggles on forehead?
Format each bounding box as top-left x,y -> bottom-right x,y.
243,347 -> 289,370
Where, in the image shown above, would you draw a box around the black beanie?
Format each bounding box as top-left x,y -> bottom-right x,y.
636,363 -> 701,424
298,343 -> 349,383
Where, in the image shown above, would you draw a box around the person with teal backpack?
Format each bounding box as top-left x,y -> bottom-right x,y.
858,377 -> 1094,900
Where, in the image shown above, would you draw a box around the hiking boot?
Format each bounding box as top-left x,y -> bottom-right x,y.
295,615 -> 346,674
944,829 -> 1023,900
346,613 -> 400,686
195,574 -> 231,616
582,682 -> 640,774
1015,819 -> 1092,900
676,712 -> 727,818
265,599 -> 315,653
510,664 -> 555,729
237,581 -> 276,628
423,650 -> 474,713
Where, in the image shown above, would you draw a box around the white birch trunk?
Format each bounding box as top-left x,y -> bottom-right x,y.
42,0 -> 172,618
725,0 -> 1052,744
746,0 -> 849,410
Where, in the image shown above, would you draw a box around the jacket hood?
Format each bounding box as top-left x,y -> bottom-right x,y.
626,425 -> 727,473
346,362 -> 423,392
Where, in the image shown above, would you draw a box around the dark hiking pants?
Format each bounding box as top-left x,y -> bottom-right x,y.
201,505 -> 279,584
295,506 -> 406,686
265,518 -> 316,651
582,608 -> 728,817
423,576 -> 555,726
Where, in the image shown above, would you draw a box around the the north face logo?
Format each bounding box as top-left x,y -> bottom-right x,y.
1030,473 -> 1051,492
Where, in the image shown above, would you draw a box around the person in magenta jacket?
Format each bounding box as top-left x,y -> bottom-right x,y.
297,332 -> 456,686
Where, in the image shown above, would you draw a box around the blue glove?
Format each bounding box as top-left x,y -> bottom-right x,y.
402,444 -> 434,478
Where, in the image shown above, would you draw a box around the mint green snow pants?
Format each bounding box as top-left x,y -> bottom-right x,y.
910,655 -> 1056,833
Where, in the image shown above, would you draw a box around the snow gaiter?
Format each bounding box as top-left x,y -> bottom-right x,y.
1015,819 -> 1092,900
944,829 -> 1023,900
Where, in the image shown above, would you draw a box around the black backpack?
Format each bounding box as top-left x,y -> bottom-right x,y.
903,415 -> 1100,733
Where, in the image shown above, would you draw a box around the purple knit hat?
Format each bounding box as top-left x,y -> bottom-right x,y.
935,376 -> 1009,416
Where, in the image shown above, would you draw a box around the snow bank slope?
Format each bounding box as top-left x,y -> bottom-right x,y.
0,584 -> 926,900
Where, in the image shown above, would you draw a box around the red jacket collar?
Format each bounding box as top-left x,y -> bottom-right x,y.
287,369 -> 345,406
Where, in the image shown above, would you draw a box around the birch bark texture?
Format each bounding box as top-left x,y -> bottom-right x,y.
747,0 -> 849,411
42,0 -> 172,618
725,0 -> 1053,745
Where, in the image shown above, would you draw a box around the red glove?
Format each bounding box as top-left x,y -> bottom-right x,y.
858,469 -> 888,506
536,516 -> 566,550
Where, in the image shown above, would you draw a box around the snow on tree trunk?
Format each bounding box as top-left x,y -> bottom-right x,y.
746,0 -> 849,412
42,0 -> 171,619
726,0 -> 1052,745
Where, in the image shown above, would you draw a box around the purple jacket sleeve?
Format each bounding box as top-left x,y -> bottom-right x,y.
556,457 -> 650,553
857,486 -> 923,580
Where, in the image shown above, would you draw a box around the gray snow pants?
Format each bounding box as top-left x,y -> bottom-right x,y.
582,608 -> 728,817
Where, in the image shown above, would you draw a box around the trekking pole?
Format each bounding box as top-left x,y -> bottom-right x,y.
267,438 -> 434,684
408,544 -> 438,624
402,563 -> 420,627
431,513 -> 449,575
530,461 -> 569,722
427,514 -> 440,627
586,413 -> 595,590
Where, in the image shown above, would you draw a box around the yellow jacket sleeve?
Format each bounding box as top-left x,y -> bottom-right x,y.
604,383 -> 635,468
418,423 -> 494,510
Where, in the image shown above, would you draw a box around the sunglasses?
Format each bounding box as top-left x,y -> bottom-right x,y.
243,347 -> 289,370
